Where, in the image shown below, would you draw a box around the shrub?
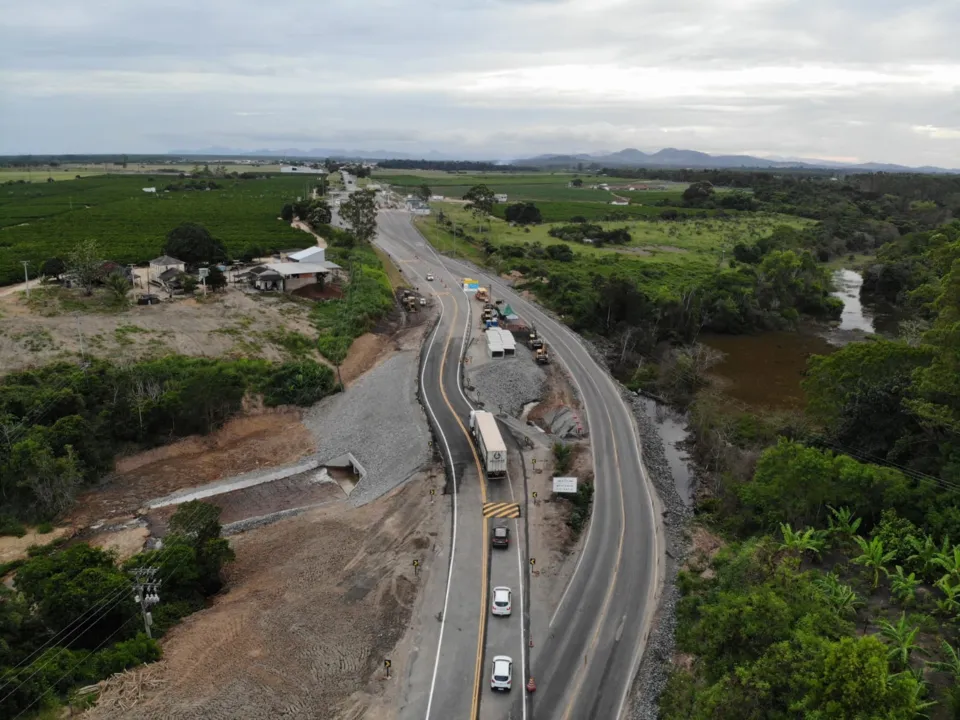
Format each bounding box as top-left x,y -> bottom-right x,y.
0,516 -> 27,538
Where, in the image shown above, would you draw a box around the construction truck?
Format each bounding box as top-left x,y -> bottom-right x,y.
535,344 -> 550,364
481,304 -> 498,328
476,287 -> 489,302
401,290 -> 419,312
528,327 -> 543,350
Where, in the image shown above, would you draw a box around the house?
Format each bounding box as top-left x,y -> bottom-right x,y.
142,187 -> 156,193
494,193 -> 508,203
610,200 -> 630,206
430,195 -> 446,201
244,262 -> 340,293
150,255 -> 186,275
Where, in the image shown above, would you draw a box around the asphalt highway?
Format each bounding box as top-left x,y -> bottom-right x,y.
362,193 -> 663,718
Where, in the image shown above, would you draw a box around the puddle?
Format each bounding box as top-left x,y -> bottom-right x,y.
636,396 -> 695,506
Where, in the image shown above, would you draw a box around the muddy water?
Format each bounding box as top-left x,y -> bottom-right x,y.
701,269 -> 893,410
636,396 -> 695,506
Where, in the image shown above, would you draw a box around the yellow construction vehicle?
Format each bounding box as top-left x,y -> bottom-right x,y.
535,344 -> 550,364
476,287 -> 489,302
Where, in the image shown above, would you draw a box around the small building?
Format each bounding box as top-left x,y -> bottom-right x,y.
245,262 -> 339,293
150,255 -> 186,275
430,194 -> 446,201
610,200 -> 630,206
485,330 -> 504,358
286,247 -> 326,264
142,187 -> 157,193
494,193 -> 508,203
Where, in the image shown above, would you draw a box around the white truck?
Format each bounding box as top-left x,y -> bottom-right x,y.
469,410 -> 507,478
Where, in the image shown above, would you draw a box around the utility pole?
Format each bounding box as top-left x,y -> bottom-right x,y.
130,567 -> 161,639
20,261 -> 30,298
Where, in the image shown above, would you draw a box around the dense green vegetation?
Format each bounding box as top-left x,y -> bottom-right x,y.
0,356 -> 337,521
663,219 -> 960,717
0,501 -> 233,716
0,175 -> 316,285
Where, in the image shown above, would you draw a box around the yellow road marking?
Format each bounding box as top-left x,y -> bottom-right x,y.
482,502 -> 521,518
434,293 -> 488,720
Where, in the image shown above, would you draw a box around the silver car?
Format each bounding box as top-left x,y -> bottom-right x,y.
491,655 -> 513,692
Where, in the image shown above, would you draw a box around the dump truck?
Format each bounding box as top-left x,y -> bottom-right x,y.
476,287 -> 489,302
535,344 -> 550,364
469,410 -> 507,478
401,290 -> 419,312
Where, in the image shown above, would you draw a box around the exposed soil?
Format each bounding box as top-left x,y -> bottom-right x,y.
339,332 -> 393,386
0,285 -> 325,376
84,469 -> 443,720
528,361 -> 580,427
64,409 -> 316,528
0,527 -> 73,564
86,526 -> 150,562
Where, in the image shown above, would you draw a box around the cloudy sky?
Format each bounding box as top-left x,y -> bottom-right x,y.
2,0 -> 959,165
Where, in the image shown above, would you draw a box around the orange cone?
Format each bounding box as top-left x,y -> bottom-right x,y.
527,678 -> 536,693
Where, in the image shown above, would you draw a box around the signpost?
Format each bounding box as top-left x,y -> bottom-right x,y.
552,476 -> 578,494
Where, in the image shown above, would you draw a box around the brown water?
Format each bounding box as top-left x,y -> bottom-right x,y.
700,269 -> 895,410
636,396 -> 695,506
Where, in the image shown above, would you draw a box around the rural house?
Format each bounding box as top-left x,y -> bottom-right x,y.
243,262 -> 339,293
150,255 -> 185,275
286,246 -> 327,264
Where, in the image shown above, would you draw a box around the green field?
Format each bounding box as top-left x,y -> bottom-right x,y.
418,202 -> 812,292
0,163 -> 290,184
0,175 -> 314,285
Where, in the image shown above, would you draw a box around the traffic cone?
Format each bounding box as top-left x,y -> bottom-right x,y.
527,677 -> 536,693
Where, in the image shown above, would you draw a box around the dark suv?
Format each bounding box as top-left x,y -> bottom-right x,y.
492,526 -> 509,548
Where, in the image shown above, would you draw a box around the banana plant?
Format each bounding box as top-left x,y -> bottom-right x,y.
814,572 -> 863,618
928,639 -> 960,680
852,535 -> 896,589
907,533 -> 949,582
933,544 -> 960,584
778,522 -> 827,561
827,505 -> 862,547
934,575 -> 960,617
878,613 -> 927,671
889,565 -> 921,607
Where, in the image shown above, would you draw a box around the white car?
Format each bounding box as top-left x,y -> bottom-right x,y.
426,273 -> 435,281
491,587 -> 512,616
490,655 -> 513,692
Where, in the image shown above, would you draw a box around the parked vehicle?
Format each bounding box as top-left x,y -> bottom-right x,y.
535,344 -> 550,364
476,287 -> 489,302
469,410 -> 507,478
491,656 -> 513,692
426,272 -> 434,281
492,525 -> 510,548
491,586 -> 512,616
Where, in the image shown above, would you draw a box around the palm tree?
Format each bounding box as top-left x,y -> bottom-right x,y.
878,613 -> 927,671
852,535 -> 896,589
889,565 -> 921,607
104,270 -> 132,305
907,534 -> 948,582
778,523 -> 827,561
827,505 -> 862,547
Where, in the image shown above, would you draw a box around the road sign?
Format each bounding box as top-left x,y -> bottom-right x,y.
553,476 -> 578,494
198,267 -> 209,279
531,491 -> 538,499
482,502 -> 521,519
384,659 -> 392,668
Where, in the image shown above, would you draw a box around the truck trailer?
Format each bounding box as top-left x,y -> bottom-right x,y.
469,410 -> 507,478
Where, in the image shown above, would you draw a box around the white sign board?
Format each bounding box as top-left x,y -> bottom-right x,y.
198,268 -> 210,279
553,476 -> 578,494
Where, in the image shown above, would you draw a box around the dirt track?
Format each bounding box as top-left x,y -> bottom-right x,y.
85,466 -> 444,720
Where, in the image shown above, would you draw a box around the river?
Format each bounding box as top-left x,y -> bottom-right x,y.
701,268 -> 897,410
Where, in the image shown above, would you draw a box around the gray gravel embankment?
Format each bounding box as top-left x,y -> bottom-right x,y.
464,344 -> 547,417
303,350 -> 432,506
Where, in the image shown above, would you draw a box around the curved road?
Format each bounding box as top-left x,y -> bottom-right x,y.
376,208 -> 665,719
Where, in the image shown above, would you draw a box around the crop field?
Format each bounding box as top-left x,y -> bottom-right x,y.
418,202 -> 812,291
0,163 -> 289,184
0,175 -> 314,285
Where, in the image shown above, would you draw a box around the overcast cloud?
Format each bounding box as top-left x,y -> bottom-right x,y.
2,0 -> 959,165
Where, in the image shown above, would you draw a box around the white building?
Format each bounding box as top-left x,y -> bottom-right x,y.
149,255 -> 185,275
286,247 -> 326,264
248,261 -> 341,292
494,193 -> 508,203
610,200 -> 630,206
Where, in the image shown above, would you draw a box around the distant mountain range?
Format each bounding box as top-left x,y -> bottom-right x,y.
167,146 -> 959,173
513,147 -> 959,174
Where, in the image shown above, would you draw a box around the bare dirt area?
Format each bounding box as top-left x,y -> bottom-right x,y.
0,285 -> 325,375
64,409 -> 316,528
527,361 -> 581,428
0,527 -> 73,564
84,467 -> 445,720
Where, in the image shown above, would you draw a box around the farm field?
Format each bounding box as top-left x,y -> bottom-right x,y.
0,175 -> 315,285
417,202 -> 813,292
0,163 -> 289,184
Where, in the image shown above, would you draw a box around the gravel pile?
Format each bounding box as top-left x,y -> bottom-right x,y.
303,350 -> 432,506
465,345 -> 547,417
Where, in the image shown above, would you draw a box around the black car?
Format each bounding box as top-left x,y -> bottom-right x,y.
492,526 -> 509,548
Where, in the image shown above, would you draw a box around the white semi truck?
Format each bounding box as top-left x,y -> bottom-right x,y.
469,410 -> 507,478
